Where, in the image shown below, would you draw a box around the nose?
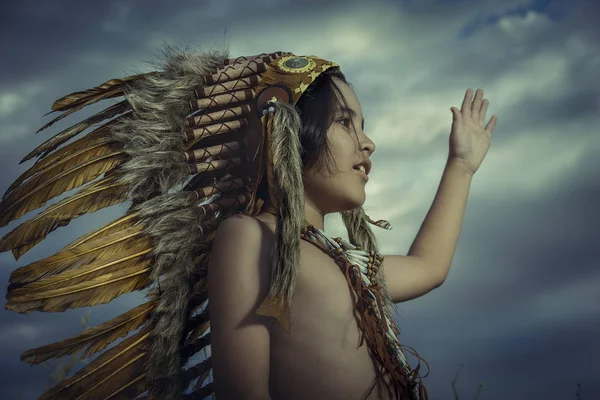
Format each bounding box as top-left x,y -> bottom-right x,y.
360,132 -> 376,156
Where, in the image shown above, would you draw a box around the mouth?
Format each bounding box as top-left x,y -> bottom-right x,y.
353,167 -> 369,182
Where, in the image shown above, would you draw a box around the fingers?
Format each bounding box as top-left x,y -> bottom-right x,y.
485,114 -> 498,133
460,88 -> 473,116
459,88 -> 489,121
471,89 -> 483,116
479,99 -> 489,125
456,88 -> 496,132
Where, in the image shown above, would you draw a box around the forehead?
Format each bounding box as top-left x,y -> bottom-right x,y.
332,77 -> 362,113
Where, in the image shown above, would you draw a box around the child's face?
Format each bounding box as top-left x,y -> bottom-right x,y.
303,77 -> 375,215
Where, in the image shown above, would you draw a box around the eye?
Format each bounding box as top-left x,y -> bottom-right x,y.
337,118 -> 351,128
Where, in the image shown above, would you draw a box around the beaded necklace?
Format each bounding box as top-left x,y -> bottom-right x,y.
300,223 -> 428,400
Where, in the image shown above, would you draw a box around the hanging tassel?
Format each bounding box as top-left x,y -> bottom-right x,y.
364,213 -> 393,230
255,107 -> 292,333
255,98 -> 304,335
244,111 -> 268,216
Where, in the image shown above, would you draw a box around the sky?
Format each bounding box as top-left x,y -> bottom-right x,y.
0,0 -> 598,399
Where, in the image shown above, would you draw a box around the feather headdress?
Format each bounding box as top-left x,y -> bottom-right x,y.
1,47 -> 394,399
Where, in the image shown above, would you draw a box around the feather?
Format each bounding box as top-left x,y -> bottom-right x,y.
185,358 -> 212,392
186,308 -> 210,336
7,247 -> 152,296
7,224 -> 147,285
189,382 -> 214,399
21,298 -> 157,364
50,72 -> 158,112
7,139 -> 121,202
0,177 -> 129,260
63,212 -> 139,250
37,327 -> 150,400
5,262 -> 152,313
5,129 -> 116,198
181,333 -> 211,361
186,319 -> 210,350
22,103 -> 129,164
177,337 -> 214,397
0,151 -> 127,227
34,88 -> 125,140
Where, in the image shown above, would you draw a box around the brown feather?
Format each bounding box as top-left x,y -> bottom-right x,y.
19,101 -> 129,164
0,178 -> 129,260
7,247 -> 152,296
6,144 -> 122,208
37,327 -> 150,400
6,139 -> 121,202
187,358 -> 212,392
8,224 -> 147,285
94,365 -> 148,400
181,333 -> 211,362
185,308 -> 210,335
0,151 -> 126,227
34,88 -> 125,139
5,129 -> 116,198
187,319 -> 211,349
5,263 -> 152,313
21,298 -> 156,364
36,99 -> 128,140
50,72 -> 158,112
63,212 -> 140,250
190,382 -> 214,399
34,123 -> 115,166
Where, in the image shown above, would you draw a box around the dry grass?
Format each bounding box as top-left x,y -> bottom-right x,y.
40,310 -> 92,387
452,363 -> 584,400
15,310 -> 91,400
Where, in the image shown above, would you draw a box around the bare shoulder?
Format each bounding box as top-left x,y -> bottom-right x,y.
207,214 -> 276,399
208,213 -> 275,320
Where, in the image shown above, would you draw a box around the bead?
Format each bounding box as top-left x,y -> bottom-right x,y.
300,234 -> 305,239
336,247 -> 344,254
368,257 -> 374,263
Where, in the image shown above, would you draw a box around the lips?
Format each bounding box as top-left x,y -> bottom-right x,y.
355,168 -> 369,182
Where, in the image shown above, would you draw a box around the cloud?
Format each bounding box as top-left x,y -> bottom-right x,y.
101,2 -> 132,33
0,84 -> 44,119
0,322 -> 42,342
497,9 -> 552,39
1,0 -> 599,399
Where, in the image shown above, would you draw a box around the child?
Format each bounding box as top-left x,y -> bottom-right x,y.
1,48 -> 496,399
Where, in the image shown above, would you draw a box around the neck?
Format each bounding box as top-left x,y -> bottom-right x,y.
303,201 -> 325,231
260,200 -> 325,231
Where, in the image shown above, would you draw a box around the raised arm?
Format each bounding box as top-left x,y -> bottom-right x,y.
208,215 -> 274,400
382,88 -> 498,303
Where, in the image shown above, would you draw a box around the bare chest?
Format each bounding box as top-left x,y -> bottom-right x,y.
268,240 -> 388,399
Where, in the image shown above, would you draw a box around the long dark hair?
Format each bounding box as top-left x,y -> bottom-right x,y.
255,67 -> 361,205
296,67 -> 361,176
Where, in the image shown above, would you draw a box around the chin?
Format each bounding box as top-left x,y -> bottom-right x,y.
306,175 -> 367,213
333,188 -> 367,212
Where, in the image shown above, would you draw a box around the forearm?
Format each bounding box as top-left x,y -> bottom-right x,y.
407,158 -> 473,280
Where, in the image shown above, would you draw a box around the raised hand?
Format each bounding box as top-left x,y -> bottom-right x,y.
449,88 -> 498,175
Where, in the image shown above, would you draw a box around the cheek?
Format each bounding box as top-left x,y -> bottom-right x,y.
328,136 -> 359,170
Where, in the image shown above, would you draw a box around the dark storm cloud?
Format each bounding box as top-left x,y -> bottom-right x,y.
1,0 -> 599,399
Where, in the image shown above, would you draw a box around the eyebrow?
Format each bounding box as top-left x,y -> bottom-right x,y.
337,106 -> 365,130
